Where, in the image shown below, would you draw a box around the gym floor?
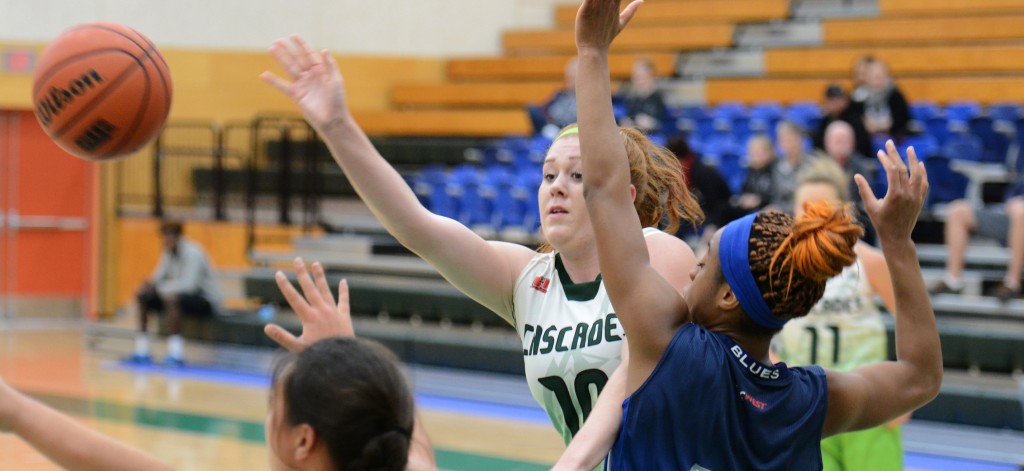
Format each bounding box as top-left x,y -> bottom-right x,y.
0,324 -> 1019,470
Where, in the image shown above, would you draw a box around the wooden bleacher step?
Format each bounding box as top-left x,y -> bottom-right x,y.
351,109 -> 531,137
446,53 -> 677,82
878,0 -> 1024,18
734,19 -> 822,48
502,24 -> 734,55
792,0 -> 878,19
392,81 -> 562,109
824,14 -> 1024,45
678,49 -> 764,78
552,0 -> 790,27
683,44 -> 1024,79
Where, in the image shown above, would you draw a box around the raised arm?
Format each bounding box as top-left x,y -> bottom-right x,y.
575,0 -> 689,388
0,379 -> 174,471
823,140 -> 942,436
262,36 -> 533,320
555,232 -> 694,469
264,258 -> 438,470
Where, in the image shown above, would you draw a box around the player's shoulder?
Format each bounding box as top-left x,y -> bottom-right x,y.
643,229 -> 696,260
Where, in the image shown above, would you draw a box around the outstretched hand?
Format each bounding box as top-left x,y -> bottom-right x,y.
261,35 -> 349,134
575,0 -> 643,52
854,140 -> 929,244
264,258 -> 354,353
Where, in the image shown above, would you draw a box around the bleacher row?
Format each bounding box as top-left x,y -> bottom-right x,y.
402,97 -> 1024,234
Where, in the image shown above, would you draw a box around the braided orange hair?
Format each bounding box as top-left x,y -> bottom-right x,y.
748,202 -> 863,324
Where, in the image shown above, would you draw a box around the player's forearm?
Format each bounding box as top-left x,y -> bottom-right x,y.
9,392 -> 174,471
576,49 -> 629,192
878,238 -> 942,403
554,365 -> 625,470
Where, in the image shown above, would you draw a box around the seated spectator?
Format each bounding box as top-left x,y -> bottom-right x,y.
668,135 -> 733,238
856,59 -> 911,141
130,221 -> 221,366
617,59 -> 667,134
849,55 -> 874,105
822,120 -> 880,244
529,58 -> 578,138
931,181 -> 1024,302
733,134 -> 777,214
823,121 -> 876,205
718,134 -> 778,230
771,121 -> 818,211
814,83 -> 873,159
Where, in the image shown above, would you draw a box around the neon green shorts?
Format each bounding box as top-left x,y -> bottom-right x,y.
821,424 -> 902,471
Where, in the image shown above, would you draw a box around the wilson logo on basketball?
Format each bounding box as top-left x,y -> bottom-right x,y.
35,69 -> 104,127
531,276 -> 551,293
75,119 -> 117,152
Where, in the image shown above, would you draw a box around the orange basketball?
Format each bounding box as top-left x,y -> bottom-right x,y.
32,22 -> 172,161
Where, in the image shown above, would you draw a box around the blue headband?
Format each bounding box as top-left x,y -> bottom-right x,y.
718,212 -> 788,330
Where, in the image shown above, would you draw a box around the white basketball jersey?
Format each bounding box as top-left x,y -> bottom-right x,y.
774,258 -> 888,372
512,227 -> 659,445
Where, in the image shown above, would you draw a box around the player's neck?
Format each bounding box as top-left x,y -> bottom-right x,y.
557,249 -> 600,284
722,330 -> 773,365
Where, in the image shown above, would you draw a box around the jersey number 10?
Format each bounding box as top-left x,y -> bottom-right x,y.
539,369 -> 610,437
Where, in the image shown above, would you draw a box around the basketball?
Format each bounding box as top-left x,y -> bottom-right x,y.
31,22 -> 172,161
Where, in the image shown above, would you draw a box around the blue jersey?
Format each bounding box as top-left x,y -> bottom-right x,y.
610,323 -> 828,470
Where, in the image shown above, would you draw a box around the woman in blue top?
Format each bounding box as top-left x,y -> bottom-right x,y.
571,1 -> 943,469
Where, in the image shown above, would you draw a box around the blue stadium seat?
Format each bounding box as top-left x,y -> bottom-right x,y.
784,101 -> 822,131
700,135 -> 742,166
717,151 -> 746,195
946,100 -> 982,132
910,101 -> 941,122
694,116 -> 716,139
987,102 -> 1021,123
491,184 -> 527,229
450,164 -> 482,186
519,182 -> 541,232
730,116 -> 752,144
711,101 -> 747,120
943,134 -> 985,162
484,164 -> 514,187
925,116 -> 951,145
901,135 -> 940,160
413,164 -> 450,211
969,116 -> 1012,163
673,105 -> 708,133
922,154 -> 968,207
749,101 -> 783,133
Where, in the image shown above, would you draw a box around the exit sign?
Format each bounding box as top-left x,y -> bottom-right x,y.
2,48 -> 36,74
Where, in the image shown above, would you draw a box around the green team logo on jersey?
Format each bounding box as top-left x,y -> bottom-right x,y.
522,313 -> 622,356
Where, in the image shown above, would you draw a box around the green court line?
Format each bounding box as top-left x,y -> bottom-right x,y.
29,392 -> 551,471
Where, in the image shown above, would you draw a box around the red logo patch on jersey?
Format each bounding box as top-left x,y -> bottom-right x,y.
739,390 -> 767,410
531,276 -> 551,293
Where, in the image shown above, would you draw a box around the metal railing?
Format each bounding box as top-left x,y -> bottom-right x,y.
114,116 -> 325,254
